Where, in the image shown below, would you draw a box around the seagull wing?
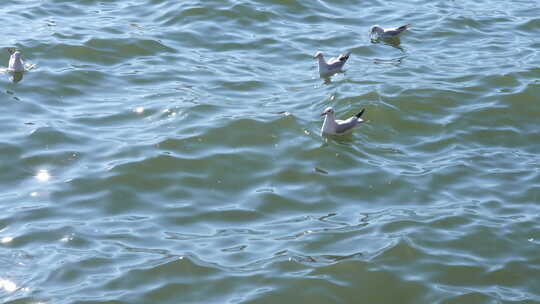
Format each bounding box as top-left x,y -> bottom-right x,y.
326,53 -> 351,70
384,24 -> 411,36
326,56 -> 339,65
328,52 -> 351,64
334,117 -> 360,134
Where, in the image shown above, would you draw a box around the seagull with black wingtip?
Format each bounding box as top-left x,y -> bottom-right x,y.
321,107 -> 366,135
313,51 -> 351,76
370,24 -> 411,39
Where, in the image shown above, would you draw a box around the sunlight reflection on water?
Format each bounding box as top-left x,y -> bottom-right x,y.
0,278 -> 17,293
35,170 -> 50,182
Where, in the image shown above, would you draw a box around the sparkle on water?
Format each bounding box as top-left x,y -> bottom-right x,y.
1,236 -> 13,243
0,279 -> 17,293
35,170 -> 50,182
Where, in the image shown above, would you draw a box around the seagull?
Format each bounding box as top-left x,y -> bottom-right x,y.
314,51 -> 351,75
321,107 -> 366,135
371,24 -> 411,39
8,50 -> 25,72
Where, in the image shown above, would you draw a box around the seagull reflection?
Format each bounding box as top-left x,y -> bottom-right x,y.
371,36 -> 406,52
10,71 -> 23,83
321,70 -> 348,85
373,56 -> 407,66
322,75 -> 332,85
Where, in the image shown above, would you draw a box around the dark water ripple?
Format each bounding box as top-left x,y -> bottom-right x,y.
1,0 -> 540,303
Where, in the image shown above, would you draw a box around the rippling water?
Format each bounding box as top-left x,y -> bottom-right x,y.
1,0 -> 540,303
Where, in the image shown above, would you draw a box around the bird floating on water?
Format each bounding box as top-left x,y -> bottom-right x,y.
370,24 -> 411,39
8,50 -> 25,72
321,107 -> 366,135
1,49 -> 35,83
314,51 -> 351,76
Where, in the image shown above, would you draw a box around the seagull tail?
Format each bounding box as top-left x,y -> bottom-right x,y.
398,24 -> 412,31
355,109 -> 365,119
339,51 -> 352,62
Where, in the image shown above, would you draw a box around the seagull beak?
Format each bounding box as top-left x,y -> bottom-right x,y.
321,112 -> 326,116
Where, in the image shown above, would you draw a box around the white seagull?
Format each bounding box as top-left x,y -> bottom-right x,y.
321,107 -> 366,135
371,24 -> 411,39
8,50 -> 25,72
314,51 -> 351,76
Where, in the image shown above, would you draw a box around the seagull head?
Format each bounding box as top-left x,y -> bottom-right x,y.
11,51 -> 22,60
313,51 -> 324,59
371,25 -> 384,35
321,107 -> 334,116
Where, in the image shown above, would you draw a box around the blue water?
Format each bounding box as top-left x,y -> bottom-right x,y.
1,0 -> 540,303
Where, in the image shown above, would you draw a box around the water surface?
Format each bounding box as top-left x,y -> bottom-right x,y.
1,0 -> 540,303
